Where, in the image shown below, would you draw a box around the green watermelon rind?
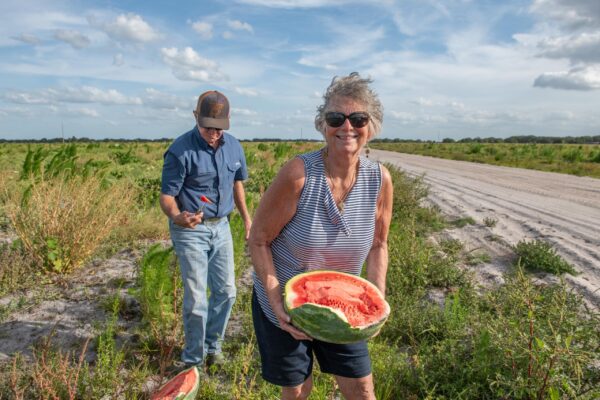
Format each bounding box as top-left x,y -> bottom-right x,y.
152,366 -> 199,400
284,271 -> 390,344
288,303 -> 387,344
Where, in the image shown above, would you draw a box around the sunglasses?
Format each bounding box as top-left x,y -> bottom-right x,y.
325,112 -> 370,128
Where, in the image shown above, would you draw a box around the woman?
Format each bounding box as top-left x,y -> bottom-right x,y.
249,73 -> 393,400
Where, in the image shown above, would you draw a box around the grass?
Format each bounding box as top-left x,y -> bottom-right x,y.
0,141 -> 598,399
371,142 -> 600,178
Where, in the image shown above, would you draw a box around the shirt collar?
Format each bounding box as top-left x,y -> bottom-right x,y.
194,125 -> 226,150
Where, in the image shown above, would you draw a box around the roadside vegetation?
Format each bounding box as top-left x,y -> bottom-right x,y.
0,141 -> 598,399
371,141 -> 600,178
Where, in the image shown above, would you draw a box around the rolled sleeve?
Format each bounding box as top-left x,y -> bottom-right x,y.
161,152 -> 185,196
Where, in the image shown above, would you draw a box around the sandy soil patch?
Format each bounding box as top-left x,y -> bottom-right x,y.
0,248 -> 143,362
372,149 -> 600,309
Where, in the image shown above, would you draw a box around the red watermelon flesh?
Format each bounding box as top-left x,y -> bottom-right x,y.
288,271 -> 386,327
151,366 -> 199,400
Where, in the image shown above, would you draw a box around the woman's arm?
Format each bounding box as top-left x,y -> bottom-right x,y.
365,165 -> 393,296
248,157 -> 312,340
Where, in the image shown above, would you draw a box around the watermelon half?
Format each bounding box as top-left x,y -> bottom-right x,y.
284,270 -> 390,344
151,366 -> 200,400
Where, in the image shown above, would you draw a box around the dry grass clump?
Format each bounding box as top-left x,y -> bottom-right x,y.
4,175 -> 135,274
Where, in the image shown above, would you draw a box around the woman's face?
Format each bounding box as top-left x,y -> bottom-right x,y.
324,96 -> 371,155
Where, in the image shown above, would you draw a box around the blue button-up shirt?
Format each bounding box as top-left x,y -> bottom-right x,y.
161,126 -> 248,218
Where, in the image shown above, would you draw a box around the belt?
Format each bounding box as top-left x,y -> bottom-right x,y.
201,216 -> 226,225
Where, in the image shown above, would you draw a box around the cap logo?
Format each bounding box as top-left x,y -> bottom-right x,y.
210,102 -> 225,118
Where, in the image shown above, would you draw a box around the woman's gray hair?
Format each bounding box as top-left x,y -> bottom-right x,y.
314,72 -> 383,139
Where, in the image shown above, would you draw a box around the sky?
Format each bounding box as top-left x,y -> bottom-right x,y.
0,0 -> 599,141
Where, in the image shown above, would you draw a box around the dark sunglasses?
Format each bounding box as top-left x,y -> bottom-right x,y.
325,112 -> 370,128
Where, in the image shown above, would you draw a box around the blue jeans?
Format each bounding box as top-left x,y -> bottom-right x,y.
169,217 -> 236,365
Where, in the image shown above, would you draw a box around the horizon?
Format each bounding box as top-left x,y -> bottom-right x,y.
1,0 -> 599,141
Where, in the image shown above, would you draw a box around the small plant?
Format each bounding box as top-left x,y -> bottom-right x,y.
111,147 -> 140,165
81,294 -> 126,398
514,239 -> 577,275
465,250 -> 491,266
30,334 -> 90,399
483,217 -> 497,228
0,242 -> 36,296
136,245 -> 183,376
439,238 -> 463,257
451,216 -> 476,228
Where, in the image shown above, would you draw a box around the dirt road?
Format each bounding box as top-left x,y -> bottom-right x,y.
371,149 -> 600,308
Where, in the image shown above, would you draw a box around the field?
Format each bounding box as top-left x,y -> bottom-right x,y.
370,142 -> 600,178
0,141 -> 599,399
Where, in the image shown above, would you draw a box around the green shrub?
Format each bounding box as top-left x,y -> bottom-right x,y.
514,239 -> 576,275
136,245 -> 184,371
4,175 -> 135,274
562,147 -> 584,163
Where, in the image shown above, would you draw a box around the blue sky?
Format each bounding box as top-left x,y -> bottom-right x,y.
1,0 -> 599,141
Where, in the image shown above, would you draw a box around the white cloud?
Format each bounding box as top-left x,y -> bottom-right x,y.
297,25 -> 384,69
531,0 -> 600,30
231,107 -> 257,116
235,0 -> 352,8
530,0 -> 600,90
160,47 -> 227,82
410,97 -> 437,107
11,33 -> 41,45
91,13 -> 161,43
142,88 -> 191,109
388,111 -> 418,123
228,20 -> 254,33
536,32 -> 600,63
534,65 -> 600,90
4,86 -> 143,105
234,87 -> 258,96
192,21 -> 213,39
231,107 -> 257,117
53,29 -> 90,49
222,31 -> 234,40
4,92 -> 51,104
65,107 -> 99,117
113,53 -> 124,66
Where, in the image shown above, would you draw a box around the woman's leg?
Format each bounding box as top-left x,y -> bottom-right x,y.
334,374 -> 375,400
281,375 -> 313,400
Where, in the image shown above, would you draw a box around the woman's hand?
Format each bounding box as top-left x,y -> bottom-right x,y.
173,211 -> 203,228
272,303 -> 313,341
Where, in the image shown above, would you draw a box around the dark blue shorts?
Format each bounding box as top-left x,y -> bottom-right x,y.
252,290 -> 372,387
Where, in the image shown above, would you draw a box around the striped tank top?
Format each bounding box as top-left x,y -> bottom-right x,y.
253,149 -> 382,327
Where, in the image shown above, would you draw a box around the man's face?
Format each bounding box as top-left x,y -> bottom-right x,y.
194,111 -> 224,148
199,126 -> 224,148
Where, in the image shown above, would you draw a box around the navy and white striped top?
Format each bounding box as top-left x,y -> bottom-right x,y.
253,149 -> 382,327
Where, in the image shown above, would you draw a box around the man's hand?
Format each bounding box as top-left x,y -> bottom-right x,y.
173,211 -> 203,228
243,218 -> 252,241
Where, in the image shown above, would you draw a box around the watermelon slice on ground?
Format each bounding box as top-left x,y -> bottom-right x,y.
284,270 -> 390,344
151,366 -> 200,400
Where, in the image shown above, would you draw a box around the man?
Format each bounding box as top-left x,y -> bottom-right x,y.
160,90 -> 252,369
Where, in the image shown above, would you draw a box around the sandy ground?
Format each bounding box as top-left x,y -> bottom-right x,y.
0,248 -> 143,362
371,149 -> 600,309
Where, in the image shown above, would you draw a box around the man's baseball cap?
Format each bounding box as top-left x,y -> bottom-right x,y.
196,90 -> 230,130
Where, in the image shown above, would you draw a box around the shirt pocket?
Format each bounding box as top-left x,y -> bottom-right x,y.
226,162 -> 239,182
185,170 -> 215,189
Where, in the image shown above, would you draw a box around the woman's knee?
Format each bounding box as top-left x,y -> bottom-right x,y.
281,376 -> 313,400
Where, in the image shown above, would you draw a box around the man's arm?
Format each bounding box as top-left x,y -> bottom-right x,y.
233,180 -> 252,240
159,193 -> 202,228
